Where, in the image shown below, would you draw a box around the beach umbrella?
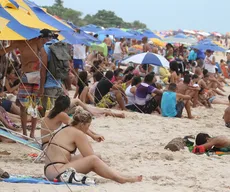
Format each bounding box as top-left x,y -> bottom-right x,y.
163,34 -> 197,45
121,52 -> 169,68
90,43 -> 108,57
150,38 -> 165,47
0,5 -> 40,40
142,30 -> 161,39
192,40 -> 226,52
197,31 -> 210,37
80,24 -> 103,33
98,28 -> 134,39
183,29 -> 196,35
17,0 -> 99,44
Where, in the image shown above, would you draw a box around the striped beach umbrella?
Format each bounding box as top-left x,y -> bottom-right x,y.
121,52 -> 169,68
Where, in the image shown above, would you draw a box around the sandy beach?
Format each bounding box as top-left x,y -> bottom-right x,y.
0,85 -> 230,192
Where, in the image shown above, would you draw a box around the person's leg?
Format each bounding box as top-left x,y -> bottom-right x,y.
212,99 -> 229,105
184,100 -> 193,119
104,110 -> 125,118
41,95 -> 48,118
114,90 -> 126,110
56,155 -> 142,184
10,103 -> 20,115
20,105 -> 28,136
79,87 -> 89,103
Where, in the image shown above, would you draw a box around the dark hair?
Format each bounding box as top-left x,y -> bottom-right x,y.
142,64 -> 148,71
124,66 -> 135,75
206,49 -> 212,53
48,95 -> 70,119
144,73 -> 154,84
93,71 -> 103,82
106,34 -> 109,37
203,69 -> 209,76
220,59 -> 224,63
168,83 -> 177,91
170,61 -> 179,75
131,76 -> 141,86
184,75 -> 191,84
123,73 -> 134,83
94,34 -> 98,38
192,74 -> 199,79
78,71 -> 88,84
195,133 -> 211,146
228,95 -> 230,101
105,71 -> 114,80
114,68 -> 123,77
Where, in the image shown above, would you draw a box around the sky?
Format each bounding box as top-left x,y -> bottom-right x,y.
33,0 -> 228,33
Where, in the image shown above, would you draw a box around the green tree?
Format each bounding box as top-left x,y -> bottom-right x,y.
131,20 -> 147,29
54,0 -> 63,7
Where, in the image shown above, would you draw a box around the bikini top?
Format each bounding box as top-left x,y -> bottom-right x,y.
44,125 -> 77,154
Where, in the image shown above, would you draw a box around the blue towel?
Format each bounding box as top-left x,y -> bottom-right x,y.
2,176 -> 87,186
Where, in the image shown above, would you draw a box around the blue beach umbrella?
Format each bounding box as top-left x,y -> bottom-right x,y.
142,30 -> 161,40
98,28 -> 134,39
80,24 -> 103,33
0,5 -> 40,40
121,52 -> 169,68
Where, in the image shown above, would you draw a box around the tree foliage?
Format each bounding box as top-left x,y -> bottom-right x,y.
43,2 -> 147,29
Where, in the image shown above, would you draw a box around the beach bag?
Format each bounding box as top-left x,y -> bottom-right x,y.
47,42 -> 71,80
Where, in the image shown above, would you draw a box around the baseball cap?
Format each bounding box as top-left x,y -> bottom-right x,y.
226,50 -> 230,53
39,29 -> 53,38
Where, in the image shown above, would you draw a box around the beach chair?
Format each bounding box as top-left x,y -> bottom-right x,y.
0,126 -> 44,163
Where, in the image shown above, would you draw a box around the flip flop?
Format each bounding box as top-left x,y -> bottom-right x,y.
0,168 -> 10,179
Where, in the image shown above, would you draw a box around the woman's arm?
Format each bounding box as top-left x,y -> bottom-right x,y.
75,131 -> 94,157
59,112 -> 72,125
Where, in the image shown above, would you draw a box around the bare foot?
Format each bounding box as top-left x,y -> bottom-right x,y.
117,113 -> 125,118
127,175 -> 143,183
188,116 -> 195,119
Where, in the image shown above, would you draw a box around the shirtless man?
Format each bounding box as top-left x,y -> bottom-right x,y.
103,35 -> 112,52
224,95 -> 230,128
193,133 -> 230,153
177,75 -> 199,107
142,37 -> 152,52
0,29 -> 49,138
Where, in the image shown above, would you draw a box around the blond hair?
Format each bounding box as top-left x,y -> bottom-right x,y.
71,106 -> 92,126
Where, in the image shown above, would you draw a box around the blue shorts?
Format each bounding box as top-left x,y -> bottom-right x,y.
1,99 -> 12,112
73,59 -> 84,70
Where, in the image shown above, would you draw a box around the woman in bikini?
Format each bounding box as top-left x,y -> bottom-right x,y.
44,106 -> 142,184
41,96 -> 125,148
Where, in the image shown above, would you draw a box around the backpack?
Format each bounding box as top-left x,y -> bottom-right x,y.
47,41 -> 71,80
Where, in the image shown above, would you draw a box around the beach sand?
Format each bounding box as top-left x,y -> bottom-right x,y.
0,84 -> 230,192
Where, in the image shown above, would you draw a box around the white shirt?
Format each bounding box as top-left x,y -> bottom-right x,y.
204,55 -> 215,73
125,85 -> 135,106
114,42 -> 122,54
73,44 -> 86,59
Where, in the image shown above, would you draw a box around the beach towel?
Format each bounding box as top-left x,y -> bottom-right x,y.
1,176 -> 89,186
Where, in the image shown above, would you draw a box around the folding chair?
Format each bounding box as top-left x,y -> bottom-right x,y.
0,126 -> 44,163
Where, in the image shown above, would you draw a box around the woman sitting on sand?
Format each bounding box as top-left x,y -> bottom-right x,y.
41,95 -> 125,148
193,133 -> 230,153
44,106 -> 142,184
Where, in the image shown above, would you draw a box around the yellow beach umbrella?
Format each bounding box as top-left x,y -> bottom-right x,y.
150,38 -> 165,47
0,16 -> 25,40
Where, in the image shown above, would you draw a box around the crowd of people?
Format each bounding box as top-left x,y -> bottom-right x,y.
0,28 -> 229,184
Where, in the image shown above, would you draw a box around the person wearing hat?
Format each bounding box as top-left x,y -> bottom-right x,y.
0,28 -> 52,138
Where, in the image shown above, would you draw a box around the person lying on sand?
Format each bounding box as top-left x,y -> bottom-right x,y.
223,95 -> 230,128
44,106 -> 142,184
41,95 -> 124,149
161,83 -> 194,119
193,133 -> 230,154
